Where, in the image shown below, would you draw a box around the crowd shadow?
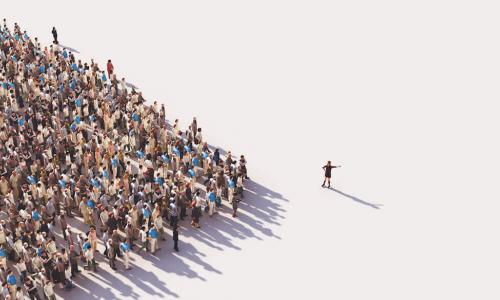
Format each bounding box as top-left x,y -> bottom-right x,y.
53,176 -> 286,299
328,187 -> 382,209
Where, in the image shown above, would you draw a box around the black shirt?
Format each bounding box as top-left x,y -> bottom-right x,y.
323,165 -> 338,177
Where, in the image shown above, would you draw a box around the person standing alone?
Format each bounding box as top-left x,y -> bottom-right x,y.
322,161 -> 341,188
51,27 -> 58,43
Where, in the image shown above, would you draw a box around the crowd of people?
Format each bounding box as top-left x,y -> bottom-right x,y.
0,20 -> 249,299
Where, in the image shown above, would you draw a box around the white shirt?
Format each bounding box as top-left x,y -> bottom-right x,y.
139,230 -> 147,243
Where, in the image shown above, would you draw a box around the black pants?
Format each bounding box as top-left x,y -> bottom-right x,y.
174,239 -> 179,251
170,215 -> 178,228
71,261 -> 79,276
29,292 -> 42,300
109,257 -> 116,269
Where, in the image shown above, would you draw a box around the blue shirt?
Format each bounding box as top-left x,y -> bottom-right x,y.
120,243 -> 130,252
6,274 -> 16,285
0,249 -> 6,258
87,200 -> 95,209
83,242 -> 91,251
149,228 -> 158,239
91,178 -> 100,188
209,192 -> 216,202
155,177 -> 164,186
32,211 -> 41,221
59,179 -> 67,188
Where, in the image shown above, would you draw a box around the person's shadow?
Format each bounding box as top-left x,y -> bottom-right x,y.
327,187 -> 383,209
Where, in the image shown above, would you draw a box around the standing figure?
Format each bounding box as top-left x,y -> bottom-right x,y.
322,161 -> 341,188
107,60 -> 114,79
173,228 -> 179,252
51,27 -> 58,43
120,242 -> 131,270
232,191 -> 240,218
107,239 -> 116,270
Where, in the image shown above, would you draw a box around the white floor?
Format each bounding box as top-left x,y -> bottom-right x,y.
5,1 -> 500,299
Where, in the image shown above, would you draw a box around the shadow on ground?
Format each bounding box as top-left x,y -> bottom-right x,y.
55,176 -> 287,299
328,187 -> 383,209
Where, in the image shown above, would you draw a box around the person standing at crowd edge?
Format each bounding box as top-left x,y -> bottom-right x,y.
120,242 -> 131,270
322,161 -> 341,188
173,228 -> 179,252
108,239 -> 116,270
232,190 -> 240,218
149,225 -> 159,254
51,27 -> 57,43
107,59 -> 114,79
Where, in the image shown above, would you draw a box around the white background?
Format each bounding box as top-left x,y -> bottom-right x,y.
5,0 -> 500,299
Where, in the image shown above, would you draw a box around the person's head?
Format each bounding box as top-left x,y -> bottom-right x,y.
327,161 -> 331,165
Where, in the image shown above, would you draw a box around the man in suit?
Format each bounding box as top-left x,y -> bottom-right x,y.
52,27 -> 58,44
